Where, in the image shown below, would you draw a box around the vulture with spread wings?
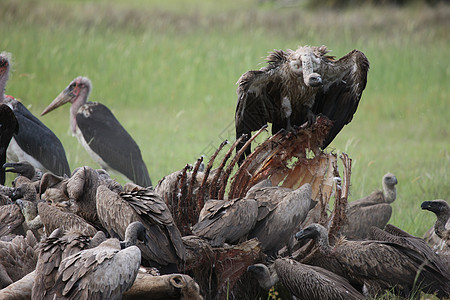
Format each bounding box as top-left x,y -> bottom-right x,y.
235,45 -> 369,162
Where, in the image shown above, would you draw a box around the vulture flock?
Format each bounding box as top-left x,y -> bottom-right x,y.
0,45 -> 448,300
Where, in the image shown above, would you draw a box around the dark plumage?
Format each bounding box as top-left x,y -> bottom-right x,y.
192,198 -> 258,247
51,222 -> 142,300
0,203 -> 25,237
247,183 -> 316,256
3,161 -> 42,184
295,223 -> 450,298
235,45 -> 369,162
41,76 -> 151,187
96,183 -> 185,269
0,104 -> 18,185
0,54 -> 70,177
341,172 -> 398,239
248,258 -> 364,300
32,228 -> 107,300
0,230 -> 38,289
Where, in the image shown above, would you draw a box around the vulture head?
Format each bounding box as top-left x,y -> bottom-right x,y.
285,45 -> 328,87
421,199 -> 449,216
295,223 -> 328,243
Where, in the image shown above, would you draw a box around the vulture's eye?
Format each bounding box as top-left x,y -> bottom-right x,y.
290,61 -> 301,70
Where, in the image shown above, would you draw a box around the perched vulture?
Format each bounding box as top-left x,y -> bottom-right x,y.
295,223 -> 450,298
192,198 -> 258,247
32,228 -> 107,300
248,259 -> 364,300
0,104 -> 18,185
41,76 -> 151,187
421,199 -> 450,269
3,161 -> 43,186
51,222 -> 143,300
341,172 -> 398,239
235,45 -> 369,162
0,230 -> 38,289
96,183 -> 185,270
247,183 -> 316,256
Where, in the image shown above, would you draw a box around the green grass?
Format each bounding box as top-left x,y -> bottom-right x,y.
1,0 -> 448,241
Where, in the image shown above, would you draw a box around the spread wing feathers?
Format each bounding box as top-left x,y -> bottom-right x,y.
191,198 -> 258,247
38,202 -> 98,237
76,102 -> 151,187
312,50 -> 369,148
120,184 -> 185,260
274,258 -> 364,300
7,99 -> 70,176
54,239 -> 140,300
96,185 -> 183,265
0,204 -> 24,236
32,228 -> 94,300
0,230 -> 38,283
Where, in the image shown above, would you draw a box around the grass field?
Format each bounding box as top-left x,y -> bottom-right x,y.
1,0 -> 448,241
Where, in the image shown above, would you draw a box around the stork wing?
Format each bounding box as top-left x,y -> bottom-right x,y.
76,102 -> 151,187
312,50 -> 369,148
235,68 -> 282,160
10,100 -> 70,176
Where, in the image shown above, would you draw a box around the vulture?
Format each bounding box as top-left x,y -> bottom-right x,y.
421,199 -> 450,245
421,199 -> 450,269
235,45 -> 369,162
3,160 -> 43,185
96,183 -> 185,270
51,222 -> 143,300
32,228 -> 107,300
191,198 -> 258,247
248,259 -> 364,300
0,230 -> 39,289
246,183 -> 316,256
295,223 -> 450,298
341,172 -> 398,239
0,54 -> 71,177
37,201 -> 98,237
0,104 -> 18,185
41,76 -> 152,187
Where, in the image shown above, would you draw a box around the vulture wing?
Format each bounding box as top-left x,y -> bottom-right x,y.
312,50 -> 369,148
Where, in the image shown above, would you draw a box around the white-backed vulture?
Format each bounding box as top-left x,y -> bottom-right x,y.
96,184 -> 185,270
295,223 -> 450,298
246,183 -> 316,256
37,201 -> 98,237
32,228 -> 107,300
51,222 -> 143,300
341,172 -> 398,239
3,161 -> 43,186
192,198 -> 258,247
0,230 -> 38,289
248,258 -> 364,300
235,45 -> 369,162
421,199 -> 450,269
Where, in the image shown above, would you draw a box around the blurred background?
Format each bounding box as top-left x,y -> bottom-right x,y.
1,0 -> 448,236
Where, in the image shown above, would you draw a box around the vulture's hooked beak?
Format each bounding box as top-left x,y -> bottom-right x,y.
41,86 -> 75,116
421,201 -> 439,213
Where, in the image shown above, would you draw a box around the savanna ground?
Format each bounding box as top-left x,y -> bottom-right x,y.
0,0 -> 448,262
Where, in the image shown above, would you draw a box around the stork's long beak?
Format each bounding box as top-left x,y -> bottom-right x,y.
41,87 -> 74,116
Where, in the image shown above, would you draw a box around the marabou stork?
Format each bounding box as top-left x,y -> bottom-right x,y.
0,54 -> 71,177
0,104 -> 18,185
41,77 -> 152,187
